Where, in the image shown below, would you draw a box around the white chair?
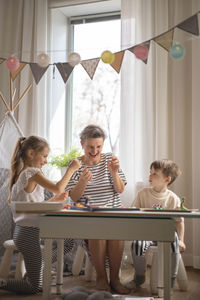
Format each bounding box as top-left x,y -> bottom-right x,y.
0,240 -> 26,279
147,246 -> 188,294
72,245 -> 96,281
0,239 -> 45,280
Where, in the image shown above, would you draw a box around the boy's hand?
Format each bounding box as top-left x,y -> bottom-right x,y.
69,159 -> 81,172
107,156 -> 120,174
179,240 -> 186,252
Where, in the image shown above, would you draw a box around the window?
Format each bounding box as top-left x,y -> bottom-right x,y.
71,17 -> 121,154
49,2 -> 121,162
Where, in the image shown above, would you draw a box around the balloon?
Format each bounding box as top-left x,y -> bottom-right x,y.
170,44 -> 185,59
5,57 -> 20,71
133,45 -> 149,60
101,50 -> 115,64
36,53 -> 50,67
68,52 -> 81,66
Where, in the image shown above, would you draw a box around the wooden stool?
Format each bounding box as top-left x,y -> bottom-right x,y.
0,240 -> 26,279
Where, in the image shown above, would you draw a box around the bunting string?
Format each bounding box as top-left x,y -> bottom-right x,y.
0,11 -> 199,85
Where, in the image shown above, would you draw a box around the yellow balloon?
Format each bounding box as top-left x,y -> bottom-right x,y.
101,50 -> 115,64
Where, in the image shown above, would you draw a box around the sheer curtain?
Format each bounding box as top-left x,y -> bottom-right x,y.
120,0 -> 200,268
0,0 -> 48,137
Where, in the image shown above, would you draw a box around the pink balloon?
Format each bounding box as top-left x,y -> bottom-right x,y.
5,57 -> 20,71
134,45 -> 149,60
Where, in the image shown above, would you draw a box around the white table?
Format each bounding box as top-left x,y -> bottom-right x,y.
39,209 -> 179,300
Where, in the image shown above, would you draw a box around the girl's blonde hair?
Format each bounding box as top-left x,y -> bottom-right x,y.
8,135 -> 49,203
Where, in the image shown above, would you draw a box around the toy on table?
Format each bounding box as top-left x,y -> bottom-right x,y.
152,204 -> 165,210
63,195 -> 98,210
180,197 -> 187,210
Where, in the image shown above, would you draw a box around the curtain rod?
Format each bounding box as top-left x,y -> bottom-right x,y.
49,0 -> 109,9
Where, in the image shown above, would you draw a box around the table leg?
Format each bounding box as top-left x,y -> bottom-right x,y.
42,238 -> 52,300
56,239 -> 64,294
164,242 -> 171,300
157,242 -> 164,297
157,242 -> 171,300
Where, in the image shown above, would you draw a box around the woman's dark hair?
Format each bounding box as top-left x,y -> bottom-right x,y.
80,125 -> 106,143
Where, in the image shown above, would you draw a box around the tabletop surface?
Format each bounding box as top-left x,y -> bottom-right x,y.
43,208 -> 200,219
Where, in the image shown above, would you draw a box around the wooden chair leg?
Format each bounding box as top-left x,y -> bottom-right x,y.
176,255 -> 188,291
72,245 -> 85,276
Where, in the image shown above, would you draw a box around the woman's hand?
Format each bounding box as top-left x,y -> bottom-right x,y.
107,156 -> 120,174
80,168 -> 93,183
68,159 -> 81,172
68,168 -> 92,202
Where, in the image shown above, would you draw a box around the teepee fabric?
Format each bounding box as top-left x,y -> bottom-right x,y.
0,168 -> 14,255
0,112 -> 23,254
0,111 -> 23,169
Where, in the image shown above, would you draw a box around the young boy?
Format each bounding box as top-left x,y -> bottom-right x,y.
127,159 -> 186,290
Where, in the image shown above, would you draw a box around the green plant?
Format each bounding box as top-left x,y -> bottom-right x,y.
49,148 -> 82,168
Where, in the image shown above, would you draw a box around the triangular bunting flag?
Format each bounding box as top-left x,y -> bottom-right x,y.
110,50 -> 125,73
177,14 -> 199,36
81,58 -> 100,80
0,58 -> 5,64
128,41 -> 150,64
56,63 -> 74,83
10,62 -> 27,81
29,63 -> 49,85
128,45 -> 136,55
154,29 -> 174,51
141,41 -> 150,64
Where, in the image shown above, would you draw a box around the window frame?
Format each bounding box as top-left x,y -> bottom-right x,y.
66,11 -> 121,152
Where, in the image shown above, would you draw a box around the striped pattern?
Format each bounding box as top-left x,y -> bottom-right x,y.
51,238 -> 74,264
66,153 -> 127,208
5,226 -> 42,294
132,232 -> 179,256
131,233 -> 180,281
2,225 -> 74,294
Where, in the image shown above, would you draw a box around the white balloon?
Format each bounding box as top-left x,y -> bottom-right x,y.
68,52 -> 81,66
36,53 -> 50,68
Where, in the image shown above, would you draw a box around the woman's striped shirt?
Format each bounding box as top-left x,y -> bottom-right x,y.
66,152 -> 127,208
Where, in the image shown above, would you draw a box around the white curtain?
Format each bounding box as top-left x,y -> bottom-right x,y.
120,0 -> 200,268
0,0 -> 48,138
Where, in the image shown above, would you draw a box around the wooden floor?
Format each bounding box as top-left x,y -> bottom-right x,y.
0,265 -> 200,299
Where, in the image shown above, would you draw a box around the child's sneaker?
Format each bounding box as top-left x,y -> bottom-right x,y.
126,275 -> 145,289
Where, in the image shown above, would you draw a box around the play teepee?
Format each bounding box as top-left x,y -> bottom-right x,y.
0,72 -> 31,254
0,111 -> 24,169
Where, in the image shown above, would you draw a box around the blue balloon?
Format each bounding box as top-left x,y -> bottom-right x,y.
170,44 -> 185,59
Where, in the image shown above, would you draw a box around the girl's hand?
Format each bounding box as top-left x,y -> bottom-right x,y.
179,240 -> 186,252
107,156 -> 120,174
69,159 -> 81,172
53,191 -> 69,202
80,168 -> 92,183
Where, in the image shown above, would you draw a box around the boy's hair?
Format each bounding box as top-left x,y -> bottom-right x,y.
80,124 -> 106,143
8,136 -> 49,202
150,159 -> 181,186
